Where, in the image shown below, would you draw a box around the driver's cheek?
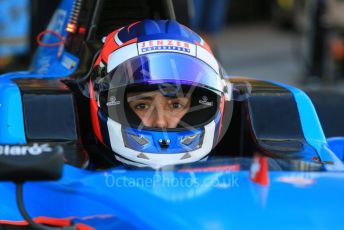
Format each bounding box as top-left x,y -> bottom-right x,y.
139,108 -> 155,127
161,108 -> 185,128
173,110 -> 188,127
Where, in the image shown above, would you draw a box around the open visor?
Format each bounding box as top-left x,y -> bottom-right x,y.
94,53 -> 228,129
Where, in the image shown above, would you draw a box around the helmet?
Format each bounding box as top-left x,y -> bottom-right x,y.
89,20 -> 232,168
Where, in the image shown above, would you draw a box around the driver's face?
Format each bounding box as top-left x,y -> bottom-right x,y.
127,91 -> 191,128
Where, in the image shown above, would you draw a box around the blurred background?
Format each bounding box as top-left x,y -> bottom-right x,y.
177,0 -> 344,89
0,0 -> 343,137
2,0 -> 344,86
0,0 -> 60,73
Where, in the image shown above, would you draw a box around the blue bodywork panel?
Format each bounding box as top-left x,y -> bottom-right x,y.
327,137 -> 344,162
0,76 -> 26,143
0,165 -> 344,229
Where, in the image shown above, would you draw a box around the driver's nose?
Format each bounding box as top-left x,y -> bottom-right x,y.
152,106 -> 168,129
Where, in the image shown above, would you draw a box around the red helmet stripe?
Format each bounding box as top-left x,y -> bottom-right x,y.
195,41 -> 213,54
127,21 -> 141,32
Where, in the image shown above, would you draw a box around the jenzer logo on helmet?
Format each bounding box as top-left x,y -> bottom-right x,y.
0,143 -> 52,156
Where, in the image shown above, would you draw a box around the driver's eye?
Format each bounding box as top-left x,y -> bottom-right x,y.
135,103 -> 150,110
171,103 -> 183,109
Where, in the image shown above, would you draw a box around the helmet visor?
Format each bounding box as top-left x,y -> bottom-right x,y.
95,53 -> 227,130
95,53 -> 225,94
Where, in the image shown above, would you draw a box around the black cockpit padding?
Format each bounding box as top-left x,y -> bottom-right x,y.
22,94 -> 78,141
14,78 -> 88,168
247,93 -> 304,140
214,79 -> 320,161
15,78 -> 78,141
246,80 -> 319,160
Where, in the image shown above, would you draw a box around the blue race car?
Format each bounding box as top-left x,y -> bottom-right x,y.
1,0 -> 344,229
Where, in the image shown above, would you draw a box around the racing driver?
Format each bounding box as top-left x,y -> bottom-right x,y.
88,19 -> 233,169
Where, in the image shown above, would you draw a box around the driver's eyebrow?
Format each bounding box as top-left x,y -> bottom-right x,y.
127,91 -> 159,102
127,95 -> 154,102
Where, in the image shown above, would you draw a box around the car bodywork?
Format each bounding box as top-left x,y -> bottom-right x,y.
1,0 -> 344,229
